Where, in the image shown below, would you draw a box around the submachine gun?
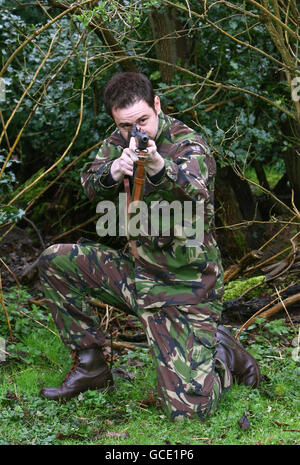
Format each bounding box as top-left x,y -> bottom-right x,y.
130,123 -> 150,202
123,123 -> 150,257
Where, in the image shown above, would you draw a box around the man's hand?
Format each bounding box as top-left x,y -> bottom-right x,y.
144,139 -> 165,177
110,136 -> 165,182
110,137 -> 138,181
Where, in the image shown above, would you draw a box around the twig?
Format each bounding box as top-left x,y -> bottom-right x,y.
103,305 -> 113,332
0,28 -> 61,179
0,270 -> 13,339
106,340 -> 136,351
13,384 -> 31,420
0,347 -> 11,357
109,328 -> 114,371
224,249 -> 263,283
239,277 -> 266,300
23,216 -> 45,249
274,286 -> 295,329
7,49 -> 87,206
0,0 -> 91,77
18,310 -> 59,337
259,292 -> 300,322
0,258 -> 21,287
50,215 -> 98,243
257,215 -> 298,252
235,292 -> 300,338
0,109 -> 11,149
28,298 -> 47,306
6,31 -> 88,208
89,299 -> 124,314
26,139 -> 104,215
204,94 -> 244,112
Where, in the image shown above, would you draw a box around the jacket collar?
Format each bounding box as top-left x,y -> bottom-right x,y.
155,111 -> 172,147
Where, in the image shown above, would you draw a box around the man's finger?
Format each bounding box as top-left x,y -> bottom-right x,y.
129,136 -> 137,151
122,148 -> 138,162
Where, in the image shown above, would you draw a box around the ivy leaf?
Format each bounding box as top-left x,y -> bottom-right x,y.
0,206 -> 25,225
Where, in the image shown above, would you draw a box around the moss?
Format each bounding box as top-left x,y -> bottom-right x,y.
223,275 -> 266,301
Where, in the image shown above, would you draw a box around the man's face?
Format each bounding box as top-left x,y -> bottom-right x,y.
111,97 -> 161,141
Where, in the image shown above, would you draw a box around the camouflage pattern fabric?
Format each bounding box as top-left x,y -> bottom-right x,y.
81,112 -> 224,310
38,111 -> 233,420
39,241 -> 232,421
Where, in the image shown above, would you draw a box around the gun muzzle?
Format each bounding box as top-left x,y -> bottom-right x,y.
131,123 -> 149,151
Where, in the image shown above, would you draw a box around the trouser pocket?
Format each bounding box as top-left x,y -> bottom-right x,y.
186,331 -> 217,396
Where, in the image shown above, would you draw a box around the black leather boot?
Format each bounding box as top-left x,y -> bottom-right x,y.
40,347 -> 113,401
216,325 -> 261,388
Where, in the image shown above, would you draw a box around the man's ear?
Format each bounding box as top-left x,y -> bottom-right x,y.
154,95 -> 161,114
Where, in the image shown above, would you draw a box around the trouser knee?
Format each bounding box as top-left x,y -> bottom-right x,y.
38,243 -> 72,274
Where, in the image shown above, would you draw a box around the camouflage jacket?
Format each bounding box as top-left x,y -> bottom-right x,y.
81,112 -> 224,309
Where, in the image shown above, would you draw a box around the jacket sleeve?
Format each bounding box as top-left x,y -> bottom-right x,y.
80,139 -> 123,201
145,140 -> 215,204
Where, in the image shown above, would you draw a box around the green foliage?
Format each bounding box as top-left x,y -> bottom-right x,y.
0,7 -> 110,166
0,0 -> 296,237
240,317 -> 297,363
245,165 -> 284,191
1,0 -> 293,175
0,286 -> 53,342
0,285 -> 299,445
74,1 -> 146,28
74,2 -> 110,26
223,276 -> 266,301
0,150 -> 25,224
0,205 -> 25,226
0,152 -> 20,194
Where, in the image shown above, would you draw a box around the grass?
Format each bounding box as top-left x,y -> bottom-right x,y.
0,286 -> 299,446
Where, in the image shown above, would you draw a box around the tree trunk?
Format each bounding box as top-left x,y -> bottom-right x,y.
215,166 -> 262,262
253,160 -> 270,191
260,0 -> 300,208
283,121 -> 300,209
149,7 -> 191,84
48,0 -> 139,73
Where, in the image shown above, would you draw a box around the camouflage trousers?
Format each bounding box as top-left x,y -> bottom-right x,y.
38,242 -> 232,421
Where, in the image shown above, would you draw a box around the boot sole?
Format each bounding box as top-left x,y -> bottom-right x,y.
40,379 -> 114,401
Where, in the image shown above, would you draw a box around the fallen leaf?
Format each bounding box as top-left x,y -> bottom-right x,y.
105,419 -> 113,426
56,431 -> 85,440
112,366 -> 135,380
238,414 -> 251,430
138,391 -> 158,407
272,419 -> 289,427
5,390 -> 17,401
105,431 -> 130,439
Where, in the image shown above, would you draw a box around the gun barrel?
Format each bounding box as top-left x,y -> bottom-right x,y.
131,123 -> 149,150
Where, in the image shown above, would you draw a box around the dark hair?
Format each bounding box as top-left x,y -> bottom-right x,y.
103,72 -> 155,116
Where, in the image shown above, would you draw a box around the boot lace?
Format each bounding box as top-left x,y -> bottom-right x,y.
62,350 -> 81,383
